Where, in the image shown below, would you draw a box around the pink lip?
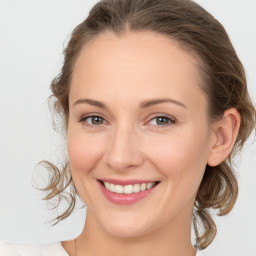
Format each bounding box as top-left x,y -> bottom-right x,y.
98,180 -> 159,205
99,178 -> 157,186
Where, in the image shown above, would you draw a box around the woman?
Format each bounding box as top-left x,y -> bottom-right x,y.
1,0 -> 255,255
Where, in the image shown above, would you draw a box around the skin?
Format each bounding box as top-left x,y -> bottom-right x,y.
62,30 -> 241,256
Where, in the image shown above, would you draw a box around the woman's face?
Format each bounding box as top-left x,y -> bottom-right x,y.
67,31 -> 215,238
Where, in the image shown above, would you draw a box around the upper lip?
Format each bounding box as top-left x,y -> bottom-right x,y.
98,178 -> 159,186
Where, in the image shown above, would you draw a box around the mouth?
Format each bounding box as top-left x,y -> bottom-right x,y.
97,179 -> 160,205
98,179 -> 160,194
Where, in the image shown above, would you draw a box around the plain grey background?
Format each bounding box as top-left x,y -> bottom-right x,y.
0,1 -> 255,255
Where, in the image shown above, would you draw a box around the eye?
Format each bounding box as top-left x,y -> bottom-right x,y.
147,115 -> 176,128
78,114 -> 176,128
79,115 -> 107,127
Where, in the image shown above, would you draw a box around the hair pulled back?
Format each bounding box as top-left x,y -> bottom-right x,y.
38,0 -> 256,250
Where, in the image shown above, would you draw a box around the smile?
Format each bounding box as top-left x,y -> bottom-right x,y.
98,179 -> 160,205
100,181 -> 159,194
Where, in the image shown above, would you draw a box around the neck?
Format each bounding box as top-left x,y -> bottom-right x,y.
75,210 -> 196,256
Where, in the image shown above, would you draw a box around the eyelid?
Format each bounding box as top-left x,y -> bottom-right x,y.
146,114 -> 176,128
79,114 -> 108,127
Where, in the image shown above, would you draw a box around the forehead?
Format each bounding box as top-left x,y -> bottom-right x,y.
73,30 -> 202,80
70,30 -> 207,111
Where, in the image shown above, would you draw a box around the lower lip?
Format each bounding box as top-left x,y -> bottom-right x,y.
98,181 -> 159,205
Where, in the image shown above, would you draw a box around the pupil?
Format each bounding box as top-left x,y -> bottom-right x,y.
92,117 -> 103,124
157,117 -> 168,125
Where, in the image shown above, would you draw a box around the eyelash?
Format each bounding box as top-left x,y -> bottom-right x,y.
147,114 -> 176,128
79,114 -> 176,129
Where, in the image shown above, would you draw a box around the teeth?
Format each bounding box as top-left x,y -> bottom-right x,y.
147,183 -> 154,189
103,181 -> 157,194
114,185 -> 124,194
110,183 -> 115,192
141,183 -> 146,191
105,182 -> 110,190
133,184 -> 140,193
124,184 -> 133,194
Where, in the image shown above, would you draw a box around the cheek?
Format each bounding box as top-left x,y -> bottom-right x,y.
149,128 -> 209,189
67,132 -> 104,173
67,131 -> 107,203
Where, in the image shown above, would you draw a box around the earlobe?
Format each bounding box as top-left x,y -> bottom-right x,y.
207,108 -> 241,167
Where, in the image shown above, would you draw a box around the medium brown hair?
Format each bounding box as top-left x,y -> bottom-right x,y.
36,0 -> 256,250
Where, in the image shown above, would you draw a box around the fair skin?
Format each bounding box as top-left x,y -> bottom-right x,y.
62,31 -> 240,256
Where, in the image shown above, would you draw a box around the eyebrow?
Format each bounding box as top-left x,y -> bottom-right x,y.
139,98 -> 187,109
73,98 -> 187,109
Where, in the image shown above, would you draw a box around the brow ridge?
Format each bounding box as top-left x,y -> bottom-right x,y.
73,98 -> 187,109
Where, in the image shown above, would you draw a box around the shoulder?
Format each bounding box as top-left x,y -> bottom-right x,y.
196,250 -> 205,256
0,240 -> 69,256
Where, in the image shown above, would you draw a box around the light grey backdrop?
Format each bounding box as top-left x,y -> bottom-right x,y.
0,1 -> 255,256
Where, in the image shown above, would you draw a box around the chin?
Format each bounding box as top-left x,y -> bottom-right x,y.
101,216 -> 152,238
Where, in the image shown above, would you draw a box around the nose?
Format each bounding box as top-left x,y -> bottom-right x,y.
103,125 -> 144,172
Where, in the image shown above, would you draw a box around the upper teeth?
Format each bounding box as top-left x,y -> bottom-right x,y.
103,182 -> 156,194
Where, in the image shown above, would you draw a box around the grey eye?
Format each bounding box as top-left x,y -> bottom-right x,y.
80,115 -> 105,126
89,116 -> 104,125
148,116 -> 173,126
156,117 -> 170,125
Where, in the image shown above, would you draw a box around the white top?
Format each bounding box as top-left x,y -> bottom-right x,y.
0,241 -> 69,256
0,240 -> 205,255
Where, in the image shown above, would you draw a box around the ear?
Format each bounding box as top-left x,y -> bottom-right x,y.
207,108 -> 241,167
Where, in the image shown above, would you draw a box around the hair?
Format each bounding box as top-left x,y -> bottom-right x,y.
36,0 -> 256,250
